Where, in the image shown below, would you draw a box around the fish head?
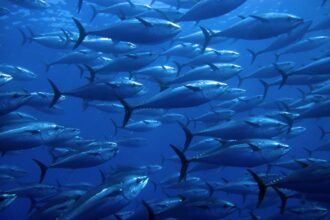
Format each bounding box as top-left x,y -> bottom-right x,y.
0,72 -> 13,83
123,175 -> 149,199
229,64 -> 243,73
275,142 -> 290,155
166,21 -> 181,35
286,14 -> 304,26
125,41 -> 137,50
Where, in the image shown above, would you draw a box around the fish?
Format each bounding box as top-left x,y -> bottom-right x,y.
0,193 -> 17,212
172,139 -> 290,182
177,0 -> 246,22
117,80 -> 228,127
178,116 -> 290,150
111,119 -> 162,134
133,65 -> 177,85
0,121 -> 79,153
33,142 -> 118,183
45,50 -> 101,72
249,163 -> 330,212
0,64 -> 37,81
239,62 -> 295,86
0,72 -> 13,86
169,63 -> 243,85
276,36 -> 330,61
270,158 -> 328,170
277,57 -> 330,86
18,28 -> 72,49
58,174 -> 148,220
48,78 -> 144,107
175,49 -> 240,73
162,43 -> 203,60
214,13 -> 303,40
86,52 -> 158,78
246,21 -> 312,63
72,17 -> 181,49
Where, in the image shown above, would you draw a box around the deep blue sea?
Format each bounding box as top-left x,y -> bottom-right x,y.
1,0 -> 330,219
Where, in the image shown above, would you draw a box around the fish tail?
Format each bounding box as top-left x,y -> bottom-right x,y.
32,159 -> 48,183
47,147 -> 58,163
259,80 -> 270,100
173,61 -> 183,76
44,62 -> 51,72
27,197 -> 37,214
99,169 -> 106,183
237,74 -> 245,87
61,28 -> 71,47
17,28 -> 28,46
89,4 -> 98,21
154,79 -> 169,92
274,66 -> 289,89
281,114 -> 294,134
77,0 -> 83,13
170,144 -> 189,183
246,48 -> 258,64
84,64 -> 96,82
318,125 -> 330,140
177,121 -> 194,151
48,79 -> 63,108
200,26 -> 212,52
110,119 -> 119,136
272,187 -> 288,214
247,169 -> 267,208
116,96 -> 134,127
142,200 -> 156,220
72,17 -> 87,49
205,182 -> 214,197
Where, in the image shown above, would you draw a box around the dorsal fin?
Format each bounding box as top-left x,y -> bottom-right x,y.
136,17 -> 152,27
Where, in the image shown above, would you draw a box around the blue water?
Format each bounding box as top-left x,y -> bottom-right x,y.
1,0 -> 330,219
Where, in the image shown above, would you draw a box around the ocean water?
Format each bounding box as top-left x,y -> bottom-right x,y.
0,0 -> 330,219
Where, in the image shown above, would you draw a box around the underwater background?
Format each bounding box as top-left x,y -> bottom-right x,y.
1,0 -> 330,219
